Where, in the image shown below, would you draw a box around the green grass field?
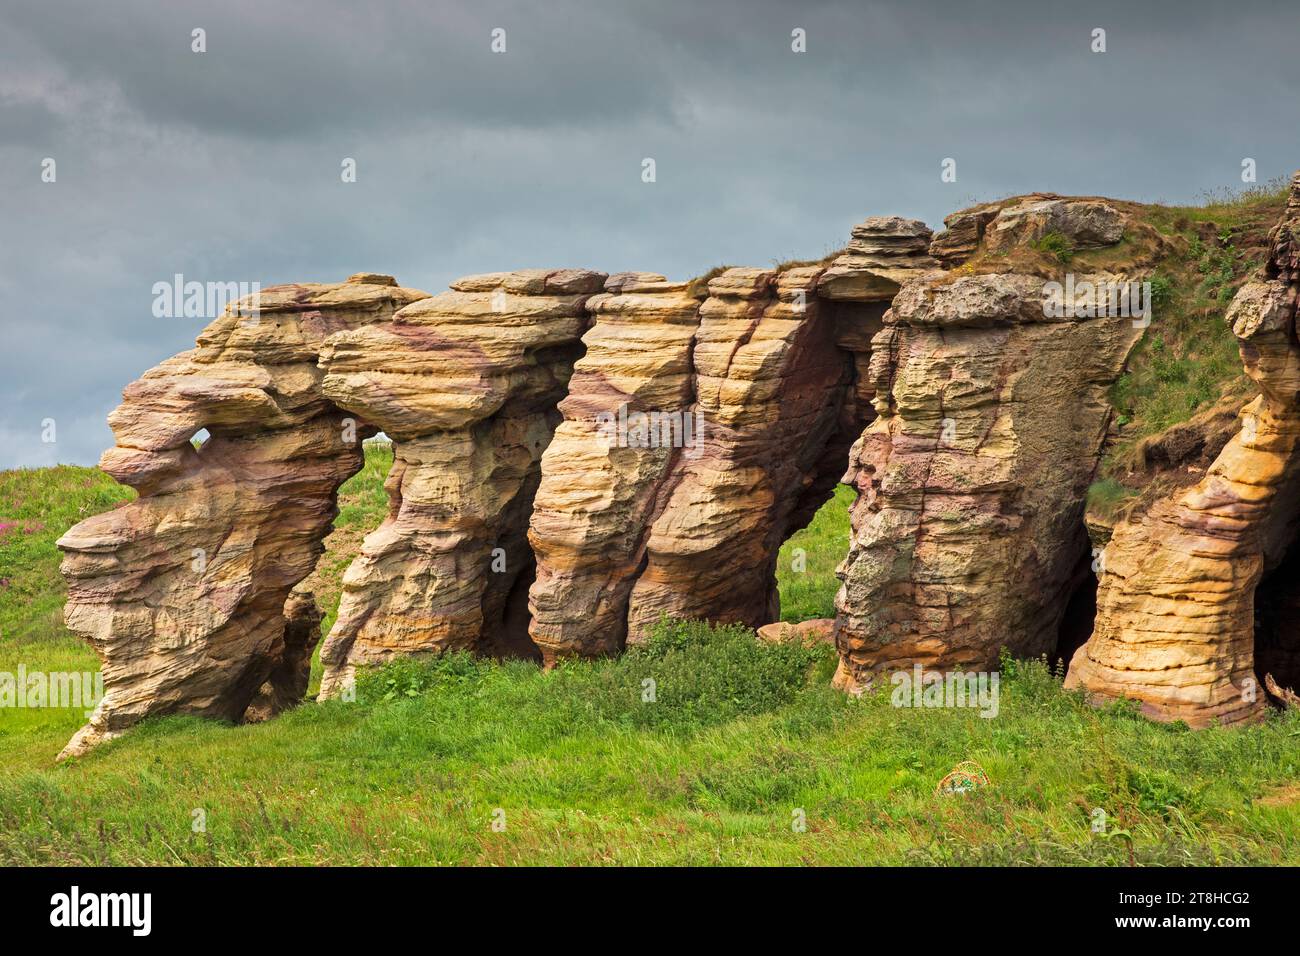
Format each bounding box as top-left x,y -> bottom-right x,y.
2,446 -> 1299,865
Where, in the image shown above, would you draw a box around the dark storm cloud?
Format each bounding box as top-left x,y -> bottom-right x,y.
1,0 -> 1298,467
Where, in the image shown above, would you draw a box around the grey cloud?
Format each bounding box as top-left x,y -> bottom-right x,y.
1,0 -> 1298,468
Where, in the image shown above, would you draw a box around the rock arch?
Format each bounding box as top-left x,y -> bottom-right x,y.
527,218 -> 938,662
316,269 -> 606,694
58,180 -> 1300,755
57,275 -> 428,758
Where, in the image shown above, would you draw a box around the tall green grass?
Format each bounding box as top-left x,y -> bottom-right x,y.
777,485 -> 854,622
1103,182 -> 1288,470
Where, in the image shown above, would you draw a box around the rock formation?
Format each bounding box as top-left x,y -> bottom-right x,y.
819,216 -> 939,301
623,266 -> 848,643
57,275 -> 427,758
984,197 -> 1125,252
316,269 -> 605,694
526,220 -> 940,664
1066,173 -> 1300,726
525,273 -> 703,661
832,201 -> 1146,692
56,178 -> 1300,756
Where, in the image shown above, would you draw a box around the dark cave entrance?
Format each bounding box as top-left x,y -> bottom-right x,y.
1249,466 -> 1300,705
766,297 -> 885,626
484,552 -> 543,664
1253,544 -> 1300,703
1052,550 -> 1098,674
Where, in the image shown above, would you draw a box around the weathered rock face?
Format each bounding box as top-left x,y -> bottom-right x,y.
57,275 -> 428,758
1066,175 -> 1300,726
624,266 -> 851,642
832,263 -> 1146,691
985,198 -> 1125,252
756,618 -> 835,647
928,195 -> 1126,266
819,216 -> 939,301
526,273 -> 702,661
63,182 -> 1296,754
525,220 -> 939,664
929,203 -> 1001,267
316,269 -> 605,695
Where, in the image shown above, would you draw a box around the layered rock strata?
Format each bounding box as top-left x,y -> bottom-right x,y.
526,219 -> 942,663
526,273 -> 702,661
316,269 -> 605,694
61,184 -> 1294,754
820,217 -> 939,424
57,275 -> 427,758
832,261 -> 1147,691
1066,174 -> 1300,726
623,266 -> 851,642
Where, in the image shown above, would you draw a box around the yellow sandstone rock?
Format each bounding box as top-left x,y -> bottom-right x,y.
57,275 -> 427,758
1066,173 -> 1300,725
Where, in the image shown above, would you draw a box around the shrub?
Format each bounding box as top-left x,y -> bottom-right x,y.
1032,230 -> 1074,263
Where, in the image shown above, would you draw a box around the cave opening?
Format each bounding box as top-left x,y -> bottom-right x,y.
1052,545 -> 1098,675
485,553 -> 543,663
1253,542 -> 1300,703
766,297 -> 882,627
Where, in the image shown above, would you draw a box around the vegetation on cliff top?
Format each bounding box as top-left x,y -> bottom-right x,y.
1106,180 -> 1289,457
1077,178 -> 1290,521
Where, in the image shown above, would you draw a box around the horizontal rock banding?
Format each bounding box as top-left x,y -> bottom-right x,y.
526,273 -> 702,662
832,253 -> 1146,689
624,266 -> 852,641
58,274 -> 427,758
58,182 -> 1299,757
1066,174 -> 1300,726
317,269 -> 605,694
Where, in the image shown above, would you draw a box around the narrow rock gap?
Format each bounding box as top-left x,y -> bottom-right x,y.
767,296 -> 881,627
489,553 -> 542,663
1051,544 -> 1097,674
1254,539 -> 1300,702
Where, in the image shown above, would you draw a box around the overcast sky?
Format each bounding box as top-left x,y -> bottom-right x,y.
2,0 -> 1298,468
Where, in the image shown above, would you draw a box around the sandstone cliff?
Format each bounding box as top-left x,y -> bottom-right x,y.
1066,173 -> 1300,726
55,179 -> 1298,757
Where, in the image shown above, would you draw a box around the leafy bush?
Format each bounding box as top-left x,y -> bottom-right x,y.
1147,273 -> 1175,313
1032,230 -> 1075,263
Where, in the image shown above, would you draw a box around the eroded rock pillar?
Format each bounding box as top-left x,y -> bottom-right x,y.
526,273 -> 702,661
57,275 -> 427,758
624,266 -> 853,640
833,270 -> 1145,690
1066,174 -> 1300,725
317,270 -> 605,694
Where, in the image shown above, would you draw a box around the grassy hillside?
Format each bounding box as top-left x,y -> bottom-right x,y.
2,446 -> 1299,865
1085,179 -> 1291,520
